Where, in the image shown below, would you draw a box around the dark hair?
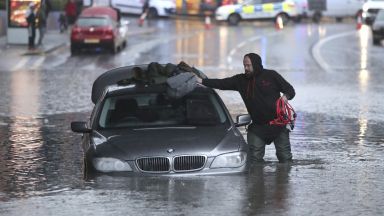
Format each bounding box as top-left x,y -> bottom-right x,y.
244,53 -> 263,73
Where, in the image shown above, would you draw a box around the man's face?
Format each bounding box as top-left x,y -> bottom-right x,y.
243,56 -> 253,78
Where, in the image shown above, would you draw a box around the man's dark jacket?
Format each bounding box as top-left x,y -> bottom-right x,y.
202,69 -> 295,142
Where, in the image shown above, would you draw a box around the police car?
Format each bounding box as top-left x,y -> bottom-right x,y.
215,0 -> 301,25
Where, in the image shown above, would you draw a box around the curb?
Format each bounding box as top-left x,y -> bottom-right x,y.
44,43 -> 67,54
21,42 -> 67,56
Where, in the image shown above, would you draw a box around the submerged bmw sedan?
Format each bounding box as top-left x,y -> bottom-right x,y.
71,64 -> 251,175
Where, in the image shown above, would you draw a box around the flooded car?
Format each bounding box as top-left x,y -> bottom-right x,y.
71,63 -> 250,176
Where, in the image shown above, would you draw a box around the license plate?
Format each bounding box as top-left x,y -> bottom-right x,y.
84,39 -> 100,43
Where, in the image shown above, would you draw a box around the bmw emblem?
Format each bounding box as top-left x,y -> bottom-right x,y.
167,148 -> 174,153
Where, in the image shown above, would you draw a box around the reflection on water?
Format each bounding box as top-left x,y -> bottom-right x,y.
0,113 -> 85,200
10,70 -> 40,117
358,25 -> 370,70
7,116 -> 44,198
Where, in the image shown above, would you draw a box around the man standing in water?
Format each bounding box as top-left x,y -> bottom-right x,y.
197,53 -> 296,163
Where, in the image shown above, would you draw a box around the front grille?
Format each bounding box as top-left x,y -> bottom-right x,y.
135,156 -> 207,173
174,156 -> 206,172
136,157 -> 170,172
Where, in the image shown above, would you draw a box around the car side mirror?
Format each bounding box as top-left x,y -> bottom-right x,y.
234,114 -> 251,127
71,121 -> 92,133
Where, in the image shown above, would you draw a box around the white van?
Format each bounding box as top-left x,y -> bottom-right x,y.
110,0 -> 176,17
305,0 -> 365,22
362,0 -> 384,25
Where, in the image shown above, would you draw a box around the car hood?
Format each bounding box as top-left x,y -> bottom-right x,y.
95,125 -> 242,160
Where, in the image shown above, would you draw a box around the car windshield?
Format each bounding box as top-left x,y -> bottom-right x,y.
77,17 -> 111,27
377,10 -> 384,20
98,92 -> 228,128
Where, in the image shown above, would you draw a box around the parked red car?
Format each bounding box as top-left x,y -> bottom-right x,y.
70,6 -> 128,54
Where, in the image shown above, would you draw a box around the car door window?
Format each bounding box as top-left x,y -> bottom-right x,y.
377,10 -> 384,20
77,17 -> 109,27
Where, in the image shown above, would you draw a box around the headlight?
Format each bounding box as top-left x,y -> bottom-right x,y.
211,151 -> 247,168
93,157 -> 133,172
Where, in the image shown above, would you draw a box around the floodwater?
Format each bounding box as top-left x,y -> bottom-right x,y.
1,20 -> 384,215
0,107 -> 383,216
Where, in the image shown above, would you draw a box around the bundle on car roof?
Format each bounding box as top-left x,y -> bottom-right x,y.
91,61 -> 207,104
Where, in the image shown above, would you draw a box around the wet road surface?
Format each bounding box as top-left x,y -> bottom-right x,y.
0,18 -> 384,215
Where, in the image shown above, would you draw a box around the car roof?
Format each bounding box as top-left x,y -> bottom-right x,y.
91,64 -> 208,104
80,6 -> 119,21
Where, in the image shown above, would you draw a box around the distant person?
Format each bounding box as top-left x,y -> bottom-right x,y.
181,0 -> 187,14
25,2 -> 37,50
138,0 -> 150,27
37,0 -> 50,46
58,13 -> 68,33
201,0 -> 216,29
75,0 -> 83,17
65,0 -> 77,25
196,53 -> 296,163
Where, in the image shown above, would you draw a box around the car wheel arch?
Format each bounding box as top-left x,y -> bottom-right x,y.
110,40 -> 118,54
275,12 -> 290,25
148,7 -> 159,18
228,13 -> 241,25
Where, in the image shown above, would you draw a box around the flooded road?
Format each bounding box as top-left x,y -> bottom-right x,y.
1,19 -> 384,215
0,112 -> 383,215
